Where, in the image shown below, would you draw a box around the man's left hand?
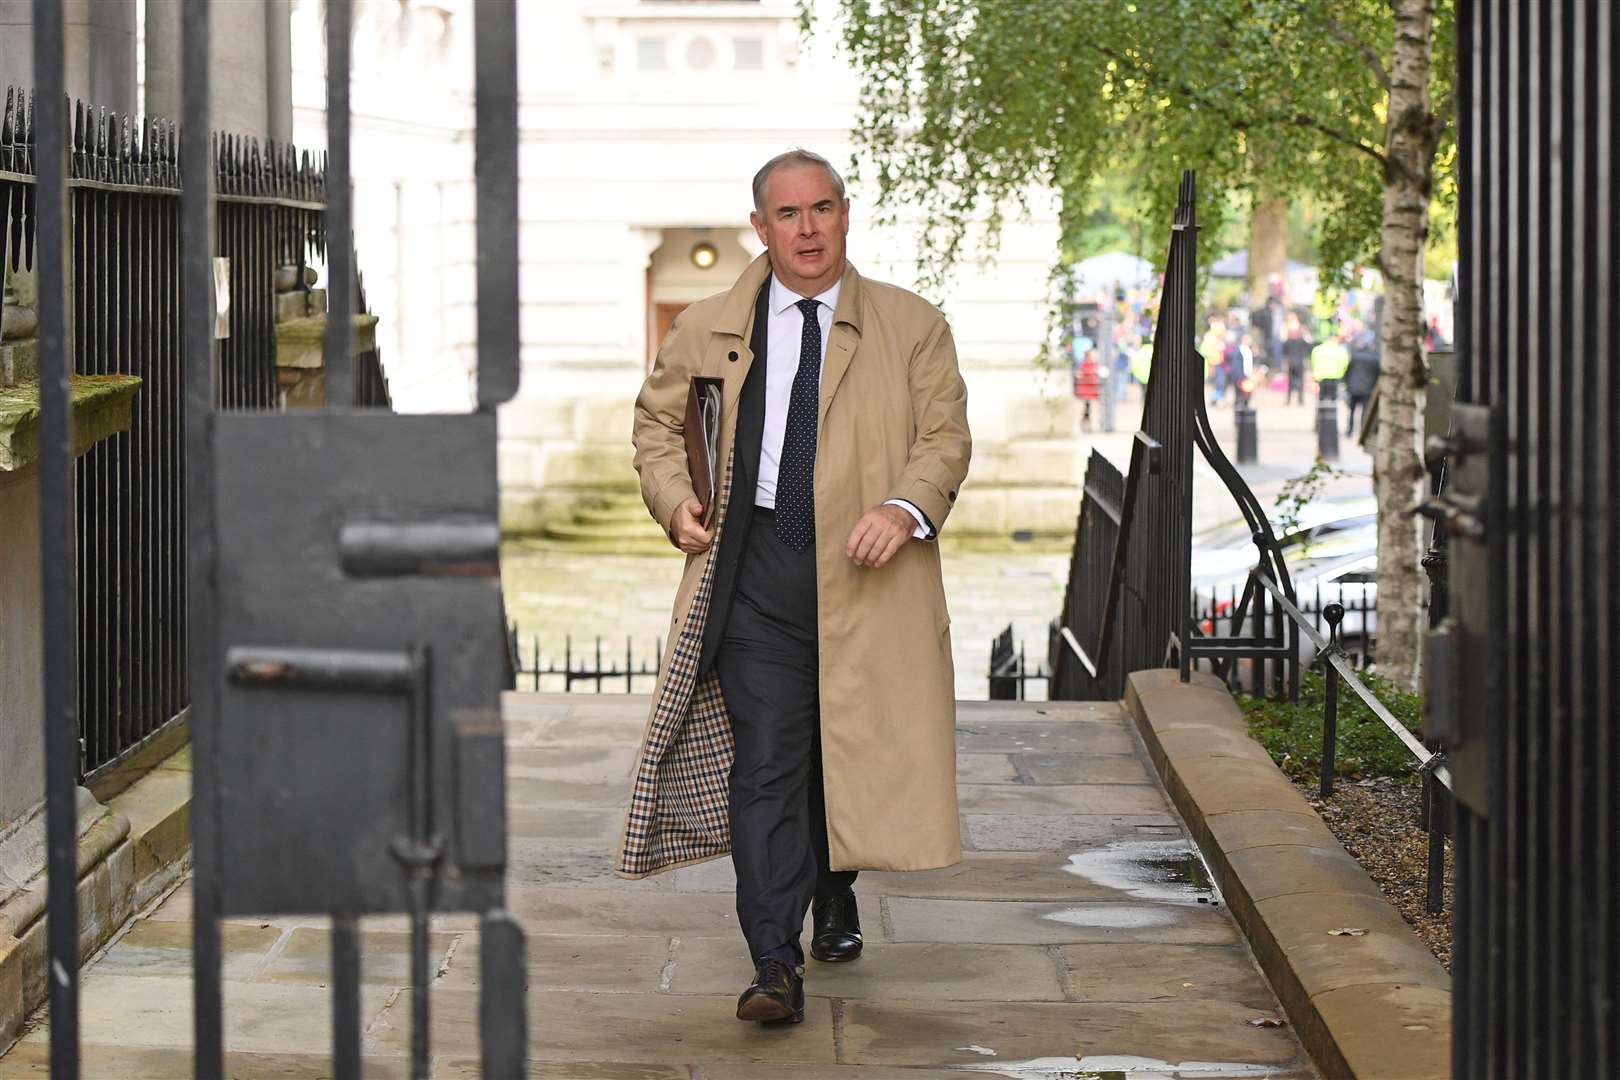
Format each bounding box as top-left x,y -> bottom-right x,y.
846,504 -> 916,569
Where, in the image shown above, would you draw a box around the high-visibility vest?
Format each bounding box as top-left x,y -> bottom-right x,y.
1130,343 -> 1153,385
1311,339 -> 1350,380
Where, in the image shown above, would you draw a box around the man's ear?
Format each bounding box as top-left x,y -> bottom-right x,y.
749,210 -> 768,248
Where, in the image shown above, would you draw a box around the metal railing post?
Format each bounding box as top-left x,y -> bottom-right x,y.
1319,602 -> 1344,798
1424,759 -> 1448,915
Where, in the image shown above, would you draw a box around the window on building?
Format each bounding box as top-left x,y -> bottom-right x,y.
733,38 -> 764,69
637,36 -> 669,70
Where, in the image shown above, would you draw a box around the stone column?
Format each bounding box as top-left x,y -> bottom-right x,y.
0,0 -> 137,113
145,0 -> 284,137
265,0 -> 294,143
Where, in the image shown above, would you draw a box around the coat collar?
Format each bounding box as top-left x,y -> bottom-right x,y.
714,253 -> 866,337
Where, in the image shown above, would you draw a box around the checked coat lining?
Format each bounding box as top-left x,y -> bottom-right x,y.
616,462 -> 739,878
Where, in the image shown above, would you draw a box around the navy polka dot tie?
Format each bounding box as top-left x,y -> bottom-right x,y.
774,298 -> 822,551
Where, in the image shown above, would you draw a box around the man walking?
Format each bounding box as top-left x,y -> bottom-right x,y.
618,149 -> 971,1026
1280,312 -> 1312,407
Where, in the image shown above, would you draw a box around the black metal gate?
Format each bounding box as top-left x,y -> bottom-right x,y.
34,2 -> 528,1077
1048,172 -> 1297,701
1434,1 -> 1618,1075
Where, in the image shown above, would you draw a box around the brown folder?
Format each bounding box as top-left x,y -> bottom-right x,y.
684,376 -> 724,528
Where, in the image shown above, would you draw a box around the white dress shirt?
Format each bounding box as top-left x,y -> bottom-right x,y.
754,274 -> 931,540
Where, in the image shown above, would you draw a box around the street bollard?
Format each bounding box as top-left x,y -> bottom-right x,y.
1316,400 -> 1340,461
1319,602 -> 1344,798
1235,402 -> 1259,464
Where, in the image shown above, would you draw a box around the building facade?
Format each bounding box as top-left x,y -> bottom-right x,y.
295,0 -> 1086,540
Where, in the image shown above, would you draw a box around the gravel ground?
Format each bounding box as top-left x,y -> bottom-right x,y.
1294,775 -> 1454,970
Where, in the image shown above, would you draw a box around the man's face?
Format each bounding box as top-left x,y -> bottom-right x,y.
750,164 -> 849,296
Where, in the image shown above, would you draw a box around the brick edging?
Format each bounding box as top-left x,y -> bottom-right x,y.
1124,668 -> 1451,1080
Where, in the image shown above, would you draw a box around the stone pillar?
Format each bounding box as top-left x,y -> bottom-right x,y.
145,0 -> 284,137
0,468 -> 43,824
265,0 -> 294,143
0,0 -> 137,114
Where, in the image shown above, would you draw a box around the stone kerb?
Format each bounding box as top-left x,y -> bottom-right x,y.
1123,667 -> 1451,1080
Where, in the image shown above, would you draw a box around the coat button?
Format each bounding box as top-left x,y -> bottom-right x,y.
727,350 -> 738,361
949,490 -> 957,502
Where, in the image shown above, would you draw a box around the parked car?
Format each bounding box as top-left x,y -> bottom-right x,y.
1192,497 -> 1378,665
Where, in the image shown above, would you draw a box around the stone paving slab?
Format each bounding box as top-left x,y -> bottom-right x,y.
838,997 -> 1300,1070
668,939 -> 1068,1002
953,754 -> 1022,784
257,927 -> 460,986
962,812 -> 1180,851
957,782 -> 1170,816
1015,750 -> 1157,785
435,932 -> 672,995
0,1043 -> 415,1079
91,919 -> 280,980
955,722 -> 1138,756
18,975 -> 395,1056
1059,943 -> 1280,1008
883,897 -> 1240,946
506,886 -> 746,939
862,852 -> 1140,902
506,745 -> 639,783
2,691 -> 1315,1078
371,988 -> 842,1065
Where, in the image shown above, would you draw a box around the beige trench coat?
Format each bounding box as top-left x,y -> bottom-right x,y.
615,254 -> 971,878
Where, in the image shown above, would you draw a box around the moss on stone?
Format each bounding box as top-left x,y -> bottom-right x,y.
0,373 -> 143,471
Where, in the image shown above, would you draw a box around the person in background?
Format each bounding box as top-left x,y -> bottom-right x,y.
1200,319 -> 1229,406
1281,312 -> 1312,406
1344,322 -> 1381,436
1310,324 -> 1351,412
1111,322 -> 1132,406
1075,345 -> 1101,430
1130,336 -> 1154,399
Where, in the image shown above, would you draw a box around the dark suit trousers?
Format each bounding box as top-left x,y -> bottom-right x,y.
717,507 -> 857,966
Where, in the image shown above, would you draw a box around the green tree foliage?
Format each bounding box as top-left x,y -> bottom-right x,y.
819,0 -> 1454,292
822,0 -> 1457,687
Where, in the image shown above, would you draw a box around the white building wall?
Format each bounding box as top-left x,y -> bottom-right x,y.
293,0 -> 1083,536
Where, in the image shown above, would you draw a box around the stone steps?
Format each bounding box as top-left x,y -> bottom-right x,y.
533,492 -> 671,554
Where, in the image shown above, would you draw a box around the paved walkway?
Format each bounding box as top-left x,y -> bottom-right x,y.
1,693 -> 1314,1078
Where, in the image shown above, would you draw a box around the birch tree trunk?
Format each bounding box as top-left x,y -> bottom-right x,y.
1372,0 -> 1440,688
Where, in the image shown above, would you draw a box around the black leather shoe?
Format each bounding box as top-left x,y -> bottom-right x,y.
810,894 -> 863,962
735,957 -> 805,1024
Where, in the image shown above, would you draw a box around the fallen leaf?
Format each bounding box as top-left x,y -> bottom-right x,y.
1249,1018 -> 1287,1028
1329,927 -> 1369,937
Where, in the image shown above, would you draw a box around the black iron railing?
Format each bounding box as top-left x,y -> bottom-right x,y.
506,627 -> 666,694
1048,172 -> 1210,699
989,625 -> 1048,700
1193,577 -> 1377,671
0,85 -> 361,777
1218,569 -> 1451,915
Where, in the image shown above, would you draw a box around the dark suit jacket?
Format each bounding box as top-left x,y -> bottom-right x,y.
697,280 -> 772,676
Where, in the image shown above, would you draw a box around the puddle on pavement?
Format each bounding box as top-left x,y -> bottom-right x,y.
1061,839 -> 1221,906
1041,905 -> 1179,929
947,1054 -> 1279,1078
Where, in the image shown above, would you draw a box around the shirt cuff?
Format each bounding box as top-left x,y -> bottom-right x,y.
883,498 -> 935,540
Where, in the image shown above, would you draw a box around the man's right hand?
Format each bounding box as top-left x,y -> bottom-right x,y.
670,496 -> 715,554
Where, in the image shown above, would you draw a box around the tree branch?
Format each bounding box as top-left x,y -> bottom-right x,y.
1085,39 -> 1388,167
1323,14 -> 1392,92
1283,111 -> 1389,166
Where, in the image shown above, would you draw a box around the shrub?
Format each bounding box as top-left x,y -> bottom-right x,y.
1238,669 -> 1425,784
